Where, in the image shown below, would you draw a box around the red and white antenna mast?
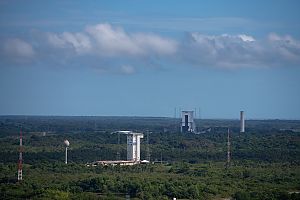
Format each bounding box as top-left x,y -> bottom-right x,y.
17,129 -> 23,181
227,128 -> 231,167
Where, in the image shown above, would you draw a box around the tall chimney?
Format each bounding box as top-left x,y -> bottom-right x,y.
240,111 -> 245,133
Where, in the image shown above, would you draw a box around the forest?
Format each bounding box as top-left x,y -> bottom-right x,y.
0,116 -> 299,199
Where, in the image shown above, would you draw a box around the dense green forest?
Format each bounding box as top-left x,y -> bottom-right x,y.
0,116 -> 300,199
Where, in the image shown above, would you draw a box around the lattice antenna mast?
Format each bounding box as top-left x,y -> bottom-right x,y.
17,130 -> 23,181
146,131 -> 151,161
227,128 -> 231,166
116,132 -> 120,160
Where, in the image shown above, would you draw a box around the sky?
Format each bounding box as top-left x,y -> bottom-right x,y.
0,0 -> 300,119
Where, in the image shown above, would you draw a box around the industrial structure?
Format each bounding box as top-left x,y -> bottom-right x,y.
240,111 -> 245,133
146,131 -> 151,162
181,111 -> 196,133
95,131 -> 144,166
126,131 -> 144,161
17,130 -> 23,181
64,140 -> 70,164
227,128 -> 231,167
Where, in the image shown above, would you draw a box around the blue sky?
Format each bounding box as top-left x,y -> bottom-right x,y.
0,0 -> 300,119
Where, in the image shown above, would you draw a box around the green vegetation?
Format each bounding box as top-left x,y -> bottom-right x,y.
0,116 -> 300,199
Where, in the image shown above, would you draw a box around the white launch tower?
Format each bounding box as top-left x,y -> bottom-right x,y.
181,111 -> 196,133
116,131 -> 144,162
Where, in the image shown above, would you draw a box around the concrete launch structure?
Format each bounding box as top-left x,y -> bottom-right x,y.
240,111 -> 245,133
126,132 -> 144,162
181,111 -> 196,133
94,131 -> 144,166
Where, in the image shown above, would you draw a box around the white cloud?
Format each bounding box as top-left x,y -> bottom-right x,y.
133,33 -> 177,55
120,65 -> 136,74
86,23 -> 140,56
85,23 -> 177,56
2,38 -> 35,62
44,23 -> 177,59
238,34 -> 255,42
180,32 -> 300,68
47,32 -> 92,54
267,33 -> 300,62
1,23 -> 300,71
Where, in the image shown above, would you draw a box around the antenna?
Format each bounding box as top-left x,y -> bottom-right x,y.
146,131 -> 150,161
64,140 -> 70,164
17,129 -> 23,181
179,107 -> 182,118
174,107 -> 177,119
116,132 -> 120,160
227,128 -> 231,167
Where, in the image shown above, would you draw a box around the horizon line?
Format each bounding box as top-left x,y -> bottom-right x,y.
0,114 -> 299,121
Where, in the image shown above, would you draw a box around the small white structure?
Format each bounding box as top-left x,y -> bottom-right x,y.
240,111 -> 245,133
64,140 -> 70,164
181,111 -> 196,133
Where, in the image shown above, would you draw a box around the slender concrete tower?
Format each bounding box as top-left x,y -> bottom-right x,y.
240,111 -> 245,133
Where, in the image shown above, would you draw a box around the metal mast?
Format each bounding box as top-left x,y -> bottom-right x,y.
227,128 -> 231,166
64,140 -> 70,164
65,147 -> 68,164
146,131 -> 150,161
116,132 -> 120,160
17,130 -> 23,181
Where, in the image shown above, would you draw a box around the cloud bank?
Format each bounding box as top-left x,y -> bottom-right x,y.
180,32 -> 300,68
0,23 -> 300,72
45,23 -> 177,58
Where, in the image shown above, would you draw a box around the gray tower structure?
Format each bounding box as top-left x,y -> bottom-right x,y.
240,111 -> 245,133
181,111 -> 196,133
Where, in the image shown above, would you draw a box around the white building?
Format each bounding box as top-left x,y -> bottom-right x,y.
127,132 -> 144,162
181,111 -> 196,133
93,131 -> 144,166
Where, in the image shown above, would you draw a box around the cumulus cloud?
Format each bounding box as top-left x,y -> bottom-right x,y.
267,33 -> 300,62
238,34 -> 255,42
1,38 -> 35,63
1,23 -> 300,71
85,23 -> 177,56
45,23 -> 177,58
47,32 -> 92,54
179,32 -> 300,68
